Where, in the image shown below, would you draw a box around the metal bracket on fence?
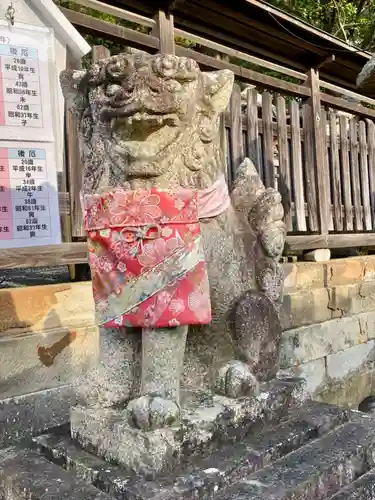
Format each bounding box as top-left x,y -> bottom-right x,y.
5,2 -> 15,25
315,54 -> 336,70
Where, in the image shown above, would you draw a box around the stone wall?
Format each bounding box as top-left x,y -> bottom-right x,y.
280,255 -> 375,408
1,255 -> 375,410
0,282 -> 98,400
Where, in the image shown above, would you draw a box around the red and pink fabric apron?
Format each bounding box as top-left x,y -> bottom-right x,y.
83,176 -> 230,329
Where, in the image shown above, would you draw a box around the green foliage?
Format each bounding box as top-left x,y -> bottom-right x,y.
266,0 -> 375,50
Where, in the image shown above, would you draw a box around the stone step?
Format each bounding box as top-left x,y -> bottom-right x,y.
215,413 -> 375,500
32,401 -> 349,500
0,385 -> 73,448
0,446 -> 113,499
329,467 -> 375,499
282,280 -> 375,330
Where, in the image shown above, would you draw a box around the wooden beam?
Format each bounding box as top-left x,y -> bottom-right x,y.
174,16 -> 308,72
320,93 -> 375,119
320,80 -> 375,108
287,233 -> 375,250
174,27 -> 306,81
175,45 -> 311,97
61,8 -> 160,51
72,0 -> 156,27
0,243 -> 88,269
190,1 -> 327,58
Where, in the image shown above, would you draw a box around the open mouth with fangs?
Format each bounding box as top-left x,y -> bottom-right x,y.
110,111 -> 182,161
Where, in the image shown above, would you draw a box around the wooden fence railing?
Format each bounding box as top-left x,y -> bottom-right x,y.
2,0 -> 375,270
223,81 -> 375,250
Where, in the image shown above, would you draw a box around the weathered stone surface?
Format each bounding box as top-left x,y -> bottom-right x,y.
326,258 -> 365,287
60,51 -> 287,453
278,358 -> 326,395
283,255 -> 375,291
281,287 -> 330,330
215,416 -> 375,500
326,340 -> 375,380
34,401 -> 348,500
329,467 -> 375,499
0,447 -> 112,500
357,56 -> 375,94
283,261 -> 325,291
71,379 -> 306,476
0,324 -> 98,399
0,281 -> 95,335
234,291 -> 283,382
280,315 -> 366,368
0,385 -> 73,448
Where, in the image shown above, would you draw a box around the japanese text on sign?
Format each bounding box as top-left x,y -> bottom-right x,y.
0,25 -> 53,141
0,144 -> 61,248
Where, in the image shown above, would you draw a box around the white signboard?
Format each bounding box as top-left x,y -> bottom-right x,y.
0,142 -> 61,248
0,24 -> 54,141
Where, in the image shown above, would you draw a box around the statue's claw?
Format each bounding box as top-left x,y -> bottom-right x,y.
215,360 -> 259,398
127,396 -> 180,431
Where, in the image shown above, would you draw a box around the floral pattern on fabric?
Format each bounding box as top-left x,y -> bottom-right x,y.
84,188 -> 212,328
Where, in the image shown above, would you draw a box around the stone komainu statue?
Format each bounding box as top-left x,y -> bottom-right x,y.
60,53 -> 286,432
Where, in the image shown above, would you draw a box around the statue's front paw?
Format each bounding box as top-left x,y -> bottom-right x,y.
250,188 -> 284,229
215,360 -> 259,398
127,396 -> 180,431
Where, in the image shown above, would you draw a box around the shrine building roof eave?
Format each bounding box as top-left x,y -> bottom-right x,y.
30,0 -> 91,59
109,0 -> 372,90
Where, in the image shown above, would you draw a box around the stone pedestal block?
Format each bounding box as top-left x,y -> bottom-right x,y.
70,378 -> 306,477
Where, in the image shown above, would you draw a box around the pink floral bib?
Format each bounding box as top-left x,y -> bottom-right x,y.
84,187 -> 211,328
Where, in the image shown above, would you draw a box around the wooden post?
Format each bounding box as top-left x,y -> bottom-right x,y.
153,9 -> 175,54
305,68 -> 329,245
65,49 -> 84,240
92,45 -> 110,61
229,84 -> 243,186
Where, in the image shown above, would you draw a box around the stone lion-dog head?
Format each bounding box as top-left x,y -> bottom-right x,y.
60,52 -> 234,193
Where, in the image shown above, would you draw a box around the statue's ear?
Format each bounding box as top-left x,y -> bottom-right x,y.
202,69 -> 234,114
59,69 -> 87,117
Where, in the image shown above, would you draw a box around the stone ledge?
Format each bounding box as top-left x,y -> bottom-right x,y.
280,312 -> 375,368
283,255 -> 375,291
0,385 -> 74,448
0,325 -> 99,399
216,416 -> 375,500
0,281 -> 95,337
283,280 -> 375,331
0,446 -> 111,500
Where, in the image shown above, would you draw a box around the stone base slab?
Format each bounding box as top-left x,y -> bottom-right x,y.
70,378 -> 307,476
71,405 -> 179,476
